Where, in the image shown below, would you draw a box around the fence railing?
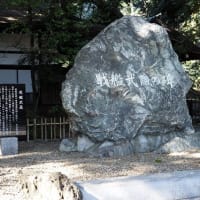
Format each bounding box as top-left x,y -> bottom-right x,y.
26,117 -> 73,141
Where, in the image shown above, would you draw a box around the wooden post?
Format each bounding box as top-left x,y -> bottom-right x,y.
59,117 -> 62,139
45,118 -> 47,141
50,117 -> 53,140
33,118 -> 37,140
63,117 -> 66,139
41,118 -> 44,140
27,118 -> 30,142
54,117 -> 56,139
69,121 -> 71,138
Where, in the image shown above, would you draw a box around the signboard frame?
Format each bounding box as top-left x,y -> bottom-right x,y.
0,84 -> 26,137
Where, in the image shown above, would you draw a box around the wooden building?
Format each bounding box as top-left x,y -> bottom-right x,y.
0,10 -> 67,117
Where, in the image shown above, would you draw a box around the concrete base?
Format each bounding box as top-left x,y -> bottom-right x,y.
0,137 -> 18,156
78,170 -> 200,200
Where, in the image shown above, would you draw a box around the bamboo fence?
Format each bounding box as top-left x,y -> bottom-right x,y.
26,117 -> 73,141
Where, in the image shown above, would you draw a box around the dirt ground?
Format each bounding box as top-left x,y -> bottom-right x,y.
1,140 -> 200,200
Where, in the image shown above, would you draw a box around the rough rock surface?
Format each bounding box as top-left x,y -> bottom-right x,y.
20,172 -> 82,200
61,16 -> 194,156
59,139 -> 77,152
157,132 -> 200,153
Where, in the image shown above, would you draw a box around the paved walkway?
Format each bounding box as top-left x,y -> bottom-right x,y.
78,170 -> 200,200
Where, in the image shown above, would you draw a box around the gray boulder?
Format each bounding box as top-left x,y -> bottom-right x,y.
77,135 -> 95,152
61,16 -> 194,156
59,138 -> 77,152
158,131 -> 200,153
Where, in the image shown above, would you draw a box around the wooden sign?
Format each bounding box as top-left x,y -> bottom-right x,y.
0,84 -> 26,137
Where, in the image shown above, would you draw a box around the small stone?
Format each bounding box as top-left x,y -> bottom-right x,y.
99,141 -> 114,149
77,135 -> 94,152
158,133 -> 200,153
0,137 -> 18,155
59,138 -> 77,152
157,137 -> 191,153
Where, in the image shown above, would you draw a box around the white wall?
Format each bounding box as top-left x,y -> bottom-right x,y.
0,53 -> 27,65
0,69 -> 32,92
0,69 -> 17,83
0,34 -> 34,92
18,70 -> 32,92
0,33 -> 37,65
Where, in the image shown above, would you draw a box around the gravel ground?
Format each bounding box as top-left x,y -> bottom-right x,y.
1,140 -> 200,199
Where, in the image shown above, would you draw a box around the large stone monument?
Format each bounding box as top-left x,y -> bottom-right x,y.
61,16 -> 197,156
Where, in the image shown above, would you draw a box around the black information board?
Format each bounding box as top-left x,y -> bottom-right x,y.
0,84 -> 26,137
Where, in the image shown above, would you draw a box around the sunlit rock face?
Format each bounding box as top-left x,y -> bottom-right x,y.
61,16 -> 194,156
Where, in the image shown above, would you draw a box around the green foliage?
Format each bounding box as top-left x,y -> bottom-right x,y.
183,61 -> 200,91
120,1 -> 142,15
3,0 -> 200,67
181,10 -> 200,44
122,1 -> 200,42
155,158 -> 162,163
47,105 -> 67,117
3,0 -> 124,67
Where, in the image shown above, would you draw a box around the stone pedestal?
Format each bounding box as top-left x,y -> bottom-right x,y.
0,137 -> 18,156
79,170 -> 200,200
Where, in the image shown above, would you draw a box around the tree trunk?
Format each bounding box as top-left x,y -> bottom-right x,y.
28,6 -> 40,117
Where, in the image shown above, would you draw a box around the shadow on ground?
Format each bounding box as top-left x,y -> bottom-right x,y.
0,141 -> 200,181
